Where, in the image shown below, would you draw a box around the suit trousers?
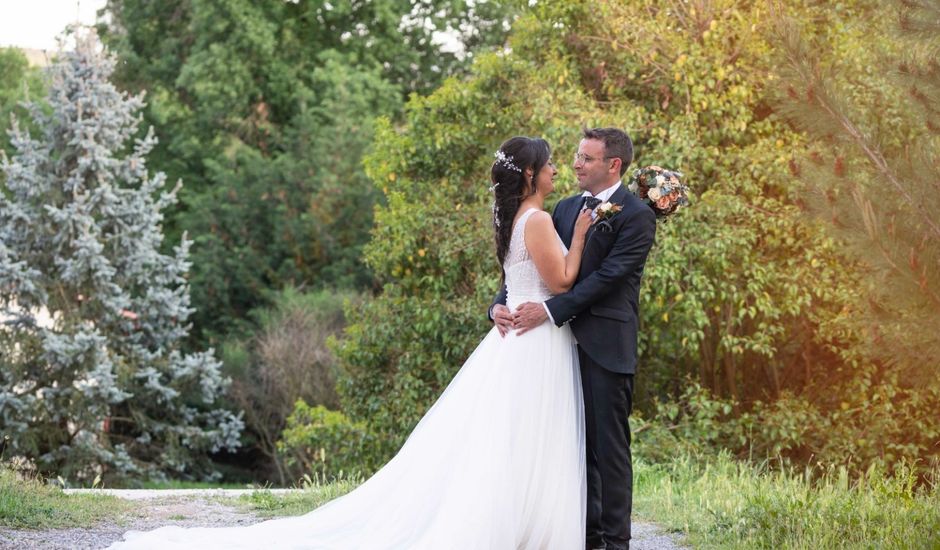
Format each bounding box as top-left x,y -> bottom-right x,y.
579,347 -> 635,550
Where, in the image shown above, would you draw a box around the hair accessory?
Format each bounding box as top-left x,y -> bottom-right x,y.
488,182 -> 500,192
494,150 -> 522,173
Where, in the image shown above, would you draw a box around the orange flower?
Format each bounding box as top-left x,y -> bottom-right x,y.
656,196 -> 672,210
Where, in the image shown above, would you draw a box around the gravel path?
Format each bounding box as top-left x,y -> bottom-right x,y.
0,490 -> 689,549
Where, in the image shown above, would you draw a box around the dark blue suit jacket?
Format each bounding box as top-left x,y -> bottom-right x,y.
491,184 -> 656,373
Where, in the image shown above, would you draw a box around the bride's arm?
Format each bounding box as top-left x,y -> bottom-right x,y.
524,210 -> 591,295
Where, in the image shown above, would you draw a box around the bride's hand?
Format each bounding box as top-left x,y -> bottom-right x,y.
574,208 -> 593,239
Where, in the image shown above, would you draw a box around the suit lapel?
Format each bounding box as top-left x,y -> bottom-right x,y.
585,184 -> 630,244
609,183 -> 629,206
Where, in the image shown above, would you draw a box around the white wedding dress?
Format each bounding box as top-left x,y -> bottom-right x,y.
108,208 -> 585,549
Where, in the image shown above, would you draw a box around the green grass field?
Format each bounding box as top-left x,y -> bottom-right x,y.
5,453 -> 939,549
633,452 -> 940,549
0,468 -> 130,529
236,477 -> 361,518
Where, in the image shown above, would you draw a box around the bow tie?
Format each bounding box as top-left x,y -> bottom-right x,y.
583,196 -> 602,210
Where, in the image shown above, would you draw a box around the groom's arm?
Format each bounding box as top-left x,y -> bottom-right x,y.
545,207 -> 656,326
489,279 -> 514,337
488,284 -> 508,322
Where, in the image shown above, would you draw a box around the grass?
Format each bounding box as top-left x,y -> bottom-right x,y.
0,468 -> 130,529
4,451 -> 936,548
235,476 -> 361,518
633,451 -> 940,549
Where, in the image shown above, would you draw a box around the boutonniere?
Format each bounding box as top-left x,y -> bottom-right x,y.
593,202 -> 622,232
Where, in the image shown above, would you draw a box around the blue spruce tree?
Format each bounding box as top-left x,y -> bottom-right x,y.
0,31 -> 242,483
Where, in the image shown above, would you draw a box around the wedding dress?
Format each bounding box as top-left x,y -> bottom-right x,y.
108,208 -> 585,549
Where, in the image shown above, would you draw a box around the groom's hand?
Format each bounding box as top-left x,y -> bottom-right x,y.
492,304 -> 513,337
513,302 -> 547,335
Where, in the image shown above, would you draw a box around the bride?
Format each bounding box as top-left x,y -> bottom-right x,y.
108,136 -> 592,549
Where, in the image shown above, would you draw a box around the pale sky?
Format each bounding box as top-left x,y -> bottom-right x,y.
0,0 -> 107,51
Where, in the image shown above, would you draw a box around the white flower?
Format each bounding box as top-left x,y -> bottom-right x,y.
628,182 -> 638,193
598,202 -> 614,212
648,187 -> 662,201
655,175 -> 666,185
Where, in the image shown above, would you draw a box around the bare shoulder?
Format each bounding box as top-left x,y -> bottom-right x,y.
523,210 -> 554,236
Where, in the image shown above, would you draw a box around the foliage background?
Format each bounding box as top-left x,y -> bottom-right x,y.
0,0 -> 936,485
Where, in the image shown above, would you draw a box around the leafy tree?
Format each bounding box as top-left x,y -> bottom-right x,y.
0,32 -> 242,483
98,0 -> 514,344
330,0 -> 872,467
0,48 -> 44,163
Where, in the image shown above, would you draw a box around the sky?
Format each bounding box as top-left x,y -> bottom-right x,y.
0,0 -> 107,50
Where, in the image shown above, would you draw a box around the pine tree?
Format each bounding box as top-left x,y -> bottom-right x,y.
773,0 -> 940,375
0,31 -> 242,483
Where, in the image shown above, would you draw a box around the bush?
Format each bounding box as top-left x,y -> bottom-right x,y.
223,288 -> 361,484
277,401 -> 378,480
636,378 -> 940,476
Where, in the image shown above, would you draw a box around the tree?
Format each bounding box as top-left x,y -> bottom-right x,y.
767,0 -> 940,469
0,31 -> 242,483
330,0 -> 899,470
774,0 -> 939,370
97,0 -> 515,345
222,287 -> 358,485
0,48 -> 43,164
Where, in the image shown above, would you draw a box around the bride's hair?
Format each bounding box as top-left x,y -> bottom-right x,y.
491,136 -> 551,269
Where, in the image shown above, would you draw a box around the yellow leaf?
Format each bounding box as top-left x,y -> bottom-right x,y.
418,249 -> 426,257
558,74 -> 565,85
388,172 -> 397,182
662,312 -> 669,322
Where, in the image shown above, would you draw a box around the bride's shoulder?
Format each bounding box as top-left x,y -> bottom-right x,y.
522,210 -> 554,237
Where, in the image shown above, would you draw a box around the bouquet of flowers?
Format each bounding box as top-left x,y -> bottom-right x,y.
627,165 -> 689,218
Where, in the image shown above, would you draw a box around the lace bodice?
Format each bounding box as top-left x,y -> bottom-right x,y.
503,208 -> 568,310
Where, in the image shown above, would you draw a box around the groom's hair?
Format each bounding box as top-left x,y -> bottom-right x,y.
583,127 -> 633,177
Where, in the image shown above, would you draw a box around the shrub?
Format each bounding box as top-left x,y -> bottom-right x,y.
277,401 -> 378,480
223,288 -> 360,484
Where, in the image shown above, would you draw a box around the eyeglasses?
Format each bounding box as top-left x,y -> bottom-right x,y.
573,152 -> 614,164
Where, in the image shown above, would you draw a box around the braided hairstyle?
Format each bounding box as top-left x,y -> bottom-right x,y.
491,136 -> 551,268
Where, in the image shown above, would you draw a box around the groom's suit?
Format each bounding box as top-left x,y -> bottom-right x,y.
491,184 -> 656,550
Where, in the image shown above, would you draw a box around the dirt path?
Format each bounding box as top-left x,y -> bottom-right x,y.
0,490 -> 689,549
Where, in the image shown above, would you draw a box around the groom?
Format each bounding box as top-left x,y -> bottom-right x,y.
490,127 -> 656,550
